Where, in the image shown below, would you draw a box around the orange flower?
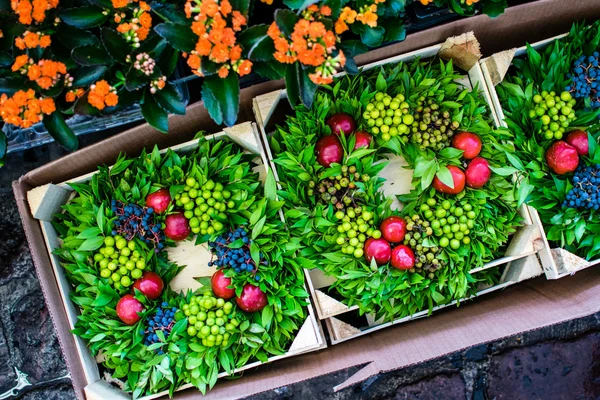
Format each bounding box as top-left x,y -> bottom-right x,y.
184,1 -> 193,18
309,72 -> 332,85
12,55 -> 29,72
105,93 -> 119,107
187,54 -> 201,70
192,21 -> 206,36
36,76 -> 53,89
137,27 -> 149,40
24,32 -> 38,47
39,35 -> 51,47
89,81 -> 118,110
112,0 -> 129,7
237,59 -> 252,77
210,43 -> 229,63
40,98 -> 55,114
260,0 -> 273,4
220,0 -> 232,16
27,64 -> 41,80
117,23 -> 131,33
13,0 -> 33,25
218,66 -> 229,78
308,22 -> 326,40
88,92 -> 106,110
229,45 -> 242,62
93,80 -> 111,96
200,0 -> 219,17
320,6 -> 332,16
139,12 -> 152,28
195,38 -> 212,56
13,90 -> 33,106
232,11 -> 246,31
0,90 -> 54,129
65,91 -> 76,102
15,37 -> 26,50
357,8 -> 378,28
139,1 -> 151,11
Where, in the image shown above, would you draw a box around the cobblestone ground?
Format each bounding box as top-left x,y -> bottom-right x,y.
1,145 -> 598,399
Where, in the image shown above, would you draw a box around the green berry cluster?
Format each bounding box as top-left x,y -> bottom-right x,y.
174,177 -> 234,236
403,214 -> 444,278
420,198 -> 476,250
411,98 -> 459,151
310,165 -> 370,211
334,207 -> 378,258
182,293 -> 238,348
363,91 -> 414,141
529,91 -> 576,140
93,235 -> 146,292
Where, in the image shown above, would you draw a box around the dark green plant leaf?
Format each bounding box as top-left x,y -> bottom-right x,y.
55,23 -> 100,49
141,91 -> 169,133
72,45 -> 112,66
274,9 -> 299,37
381,19 -> 406,43
482,0 -> 507,18
0,52 -> 12,67
339,40 -> 368,58
283,0 -> 318,11
230,0 -> 251,17
0,132 -> 6,168
154,23 -> 195,52
238,25 -> 274,62
155,83 -> 186,115
125,69 -> 149,91
43,111 -> 79,151
60,6 -> 110,29
0,77 -> 25,95
72,66 -> 108,87
156,47 -> 179,77
201,73 -> 240,127
101,28 -> 131,64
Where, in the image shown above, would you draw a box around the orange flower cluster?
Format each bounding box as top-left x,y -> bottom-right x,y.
12,56 -> 67,90
0,89 -> 56,128
115,1 -> 152,46
88,80 -> 119,110
65,88 -> 84,103
335,0 -> 385,34
11,0 -> 59,25
268,5 -> 345,85
419,0 -> 433,4
15,31 -> 51,50
184,0 -> 252,78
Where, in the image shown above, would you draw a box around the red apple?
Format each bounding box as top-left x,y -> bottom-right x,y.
315,135 -> 344,167
465,157 -> 492,189
363,238 -> 392,265
132,272 -> 164,300
452,132 -> 482,159
116,294 -> 144,325
353,131 -> 373,150
565,130 -> 589,156
164,211 -> 191,241
379,216 -> 407,243
432,166 -> 466,195
326,112 -> 356,136
390,245 -> 415,270
211,270 -> 235,299
236,284 -> 268,312
545,141 -> 579,175
145,188 -> 171,214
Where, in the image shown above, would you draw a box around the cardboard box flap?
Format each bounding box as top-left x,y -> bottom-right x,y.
438,31 -> 482,70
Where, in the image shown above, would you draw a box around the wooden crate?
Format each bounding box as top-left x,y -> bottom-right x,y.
26,122 -> 326,399
253,41 -> 547,344
480,34 -> 600,280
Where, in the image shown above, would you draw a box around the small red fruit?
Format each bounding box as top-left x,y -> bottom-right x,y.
145,188 -> 172,214
432,166 -> 466,195
116,294 -> 144,325
326,112 -> 356,136
565,130 -> 589,156
132,272 -> 164,300
236,284 -> 268,312
390,245 -> 415,270
452,132 -> 482,159
379,216 -> 407,243
465,157 -> 492,189
363,238 -> 392,265
315,135 -> 344,167
545,141 -> 580,175
164,211 -> 191,241
211,270 -> 235,299
353,131 -> 373,150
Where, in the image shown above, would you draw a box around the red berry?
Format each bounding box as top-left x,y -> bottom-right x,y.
565,130 -> 589,156
116,294 -> 144,325
363,238 -> 392,265
211,270 -> 235,299
164,211 -> 191,241
315,135 -> 344,167
145,188 -> 171,214
132,272 -> 164,300
432,166 -> 466,195
379,216 -> 407,243
452,132 -> 482,159
236,284 -> 268,312
390,245 -> 415,270
545,141 -> 579,175
353,131 -> 373,150
326,113 -> 356,136
465,157 -> 491,189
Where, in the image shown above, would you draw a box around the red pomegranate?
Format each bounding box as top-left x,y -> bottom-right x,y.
164,211 -> 191,241
326,113 -> 356,136
565,130 -> 589,156
465,157 -> 492,189
363,238 -> 392,265
379,216 -> 407,243
315,135 -> 344,167
145,188 -> 172,214
353,131 -> 373,150
390,245 -> 415,270
452,132 -> 482,159
116,294 -> 144,325
236,284 -> 268,312
211,270 -> 235,299
545,141 -> 579,175
132,272 -> 164,300
432,166 -> 466,195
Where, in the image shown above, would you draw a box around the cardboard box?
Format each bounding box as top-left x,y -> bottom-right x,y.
253,38 -> 548,343
13,1 -> 600,398
26,122 -> 326,399
480,34 -> 600,279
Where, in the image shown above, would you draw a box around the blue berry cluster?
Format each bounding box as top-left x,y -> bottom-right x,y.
566,53 -> 600,109
111,200 -> 165,252
208,227 -> 262,281
142,303 -> 178,354
563,164 -> 600,210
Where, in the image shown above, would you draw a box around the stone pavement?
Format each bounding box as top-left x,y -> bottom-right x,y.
0,143 -> 599,399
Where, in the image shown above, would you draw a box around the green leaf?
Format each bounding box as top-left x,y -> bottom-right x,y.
43,111 -> 79,151
296,64 -> 317,108
381,19 -> 406,43
91,293 -> 113,307
436,166 -> 454,189
489,166 -> 518,176
283,0 -> 318,11
60,7 -> 110,29
55,23 -> 100,49
482,0 -> 507,18
101,28 -> 131,64
201,73 -> 240,127
72,66 -> 108,87
265,170 -> 277,200
0,77 -> 25,95
284,64 -> 300,107
0,52 -> 12,67
155,83 -> 186,115
154,23 -> 196,52
77,227 -> 101,239
238,25 -> 274,62
376,71 -> 387,92
421,162 -> 437,191
72,45 -> 112,66
274,9 -> 298,37
506,152 -> 525,170
141,92 -> 169,133
252,216 -> 266,239
78,236 -> 105,252
588,132 -> 597,159
360,26 -> 385,48
439,147 -> 463,159
0,133 -> 6,168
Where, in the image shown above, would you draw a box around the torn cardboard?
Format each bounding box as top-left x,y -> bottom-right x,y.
438,31 -> 482,70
